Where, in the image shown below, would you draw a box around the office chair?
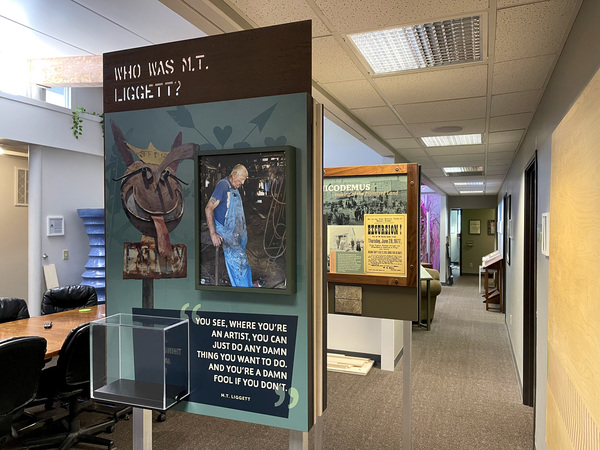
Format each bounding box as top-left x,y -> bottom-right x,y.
26,323 -> 117,450
0,297 -> 30,323
0,336 -> 46,444
41,285 -> 97,315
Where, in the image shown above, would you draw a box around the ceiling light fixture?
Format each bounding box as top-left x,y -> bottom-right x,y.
349,16 -> 481,75
422,134 -> 482,147
454,181 -> 484,186
459,190 -> 484,194
443,166 -> 484,177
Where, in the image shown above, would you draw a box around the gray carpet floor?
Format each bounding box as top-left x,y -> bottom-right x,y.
34,272 -> 535,449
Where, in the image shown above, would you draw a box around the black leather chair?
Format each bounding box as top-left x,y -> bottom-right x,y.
41,285 -> 97,315
0,336 -> 46,444
0,297 -> 30,323
26,323 -> 116,449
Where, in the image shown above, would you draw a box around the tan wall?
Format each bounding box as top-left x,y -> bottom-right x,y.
460,208 -> 496,275
547,68 -> 600,448
0,154 -> 28,299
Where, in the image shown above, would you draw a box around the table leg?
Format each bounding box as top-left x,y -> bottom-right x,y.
426,280 -> 431,331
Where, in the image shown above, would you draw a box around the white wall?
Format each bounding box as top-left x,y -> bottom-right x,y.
498,1 -> 600,447
0,154 -> 28,299
324,117 -> 390,167
0,93 -> 104,315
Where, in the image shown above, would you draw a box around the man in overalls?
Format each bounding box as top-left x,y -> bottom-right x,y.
205,164 -> 253,287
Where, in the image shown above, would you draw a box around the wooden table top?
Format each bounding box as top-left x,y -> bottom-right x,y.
0,305 -> 105,358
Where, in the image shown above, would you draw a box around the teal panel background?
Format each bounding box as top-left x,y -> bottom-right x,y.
104,92 -> 312,431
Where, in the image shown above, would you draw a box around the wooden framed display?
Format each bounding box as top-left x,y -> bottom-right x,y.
469,219 -> 481,235
195,146 -> 296,294
488,219 -> 496,235
324,164 -> 420,290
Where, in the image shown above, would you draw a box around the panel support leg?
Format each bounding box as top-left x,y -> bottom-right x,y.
133,407 -> 152,450
403,320 -> 412,450
289,429 -> 308,450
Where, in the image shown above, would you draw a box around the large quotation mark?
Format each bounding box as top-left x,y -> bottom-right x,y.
274,387 -> 285,407
274,387 -> 299,409
180,303 -> 202,322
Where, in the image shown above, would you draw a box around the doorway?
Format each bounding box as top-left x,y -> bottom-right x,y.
523,154 -> 537,407
449,209 -> 461,276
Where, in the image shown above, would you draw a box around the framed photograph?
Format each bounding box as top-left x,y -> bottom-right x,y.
195,146 -> 295,294
47,216 -> 64,236
488,220 -> 496,235
469,219 -> 481,235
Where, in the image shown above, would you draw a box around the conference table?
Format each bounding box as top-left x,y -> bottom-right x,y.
0,305 -> 105,357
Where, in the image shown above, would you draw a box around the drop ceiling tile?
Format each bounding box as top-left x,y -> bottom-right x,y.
492,55 -> 555,94
487,152 -> 515,162
313,0 -> 487,33
487,160 -> 511,168
497,0 -> 546,6
425,145 -> 484,156
375,65 -> 488,104
351,106 -> 401,126
422,170 -> 448,180
322,79 -> 386,109
394,97 -> 486,123
408,118 -> 485,137
489,130 -> 524,144
486,167 -> 510,175
495,0 -> 579,62
371,124 -> 411,139
398,148 -> 428,159
227,0 -> 330,36
387,138 -> 421,149
429,177 -> 452,185
313,36 -> 364,83
433,155 -> 484,164
489,142 -> 519,153
409,157 -> 434,165
490,113 -> 533,132
491,90 -> 540,116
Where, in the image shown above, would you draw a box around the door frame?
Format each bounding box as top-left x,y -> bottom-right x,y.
523,153 -> 537,407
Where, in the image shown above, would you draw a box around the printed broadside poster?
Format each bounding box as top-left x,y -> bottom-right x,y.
363,214 -> 407,276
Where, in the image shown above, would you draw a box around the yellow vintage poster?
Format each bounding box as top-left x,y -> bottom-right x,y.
364,214 -> 407,276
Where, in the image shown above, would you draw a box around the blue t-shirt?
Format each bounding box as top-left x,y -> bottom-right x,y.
211,178 -> 235,225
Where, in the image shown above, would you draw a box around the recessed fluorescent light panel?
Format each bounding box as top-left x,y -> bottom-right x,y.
459,190 -> 484,194
443,166 -> 484,177
454,181 -> 484,186
422,134 -> 482,147
349,16 -> 481,74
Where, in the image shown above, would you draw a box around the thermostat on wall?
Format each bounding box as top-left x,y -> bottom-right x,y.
47,216 -> 64,236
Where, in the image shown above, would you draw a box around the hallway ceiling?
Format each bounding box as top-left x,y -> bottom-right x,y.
0,0 -> 582,195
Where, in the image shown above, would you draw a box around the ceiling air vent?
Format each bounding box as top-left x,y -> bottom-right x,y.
349,16 -> 482,74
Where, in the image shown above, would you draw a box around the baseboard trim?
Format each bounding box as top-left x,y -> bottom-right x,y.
327,349 -> 381,365
505,322 -> 524,401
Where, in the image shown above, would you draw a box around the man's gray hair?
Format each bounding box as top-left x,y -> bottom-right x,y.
230,164 -> 248,176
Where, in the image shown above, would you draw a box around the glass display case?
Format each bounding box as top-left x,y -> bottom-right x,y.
90,313 -> 189,410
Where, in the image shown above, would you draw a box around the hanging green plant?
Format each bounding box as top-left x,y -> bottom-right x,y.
72,107 -> 104,139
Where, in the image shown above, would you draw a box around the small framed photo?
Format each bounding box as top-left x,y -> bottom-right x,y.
47,216 -> 64,236
195,146 -> 296,295
469,219 -> 481,235
488,220 -> 496,235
